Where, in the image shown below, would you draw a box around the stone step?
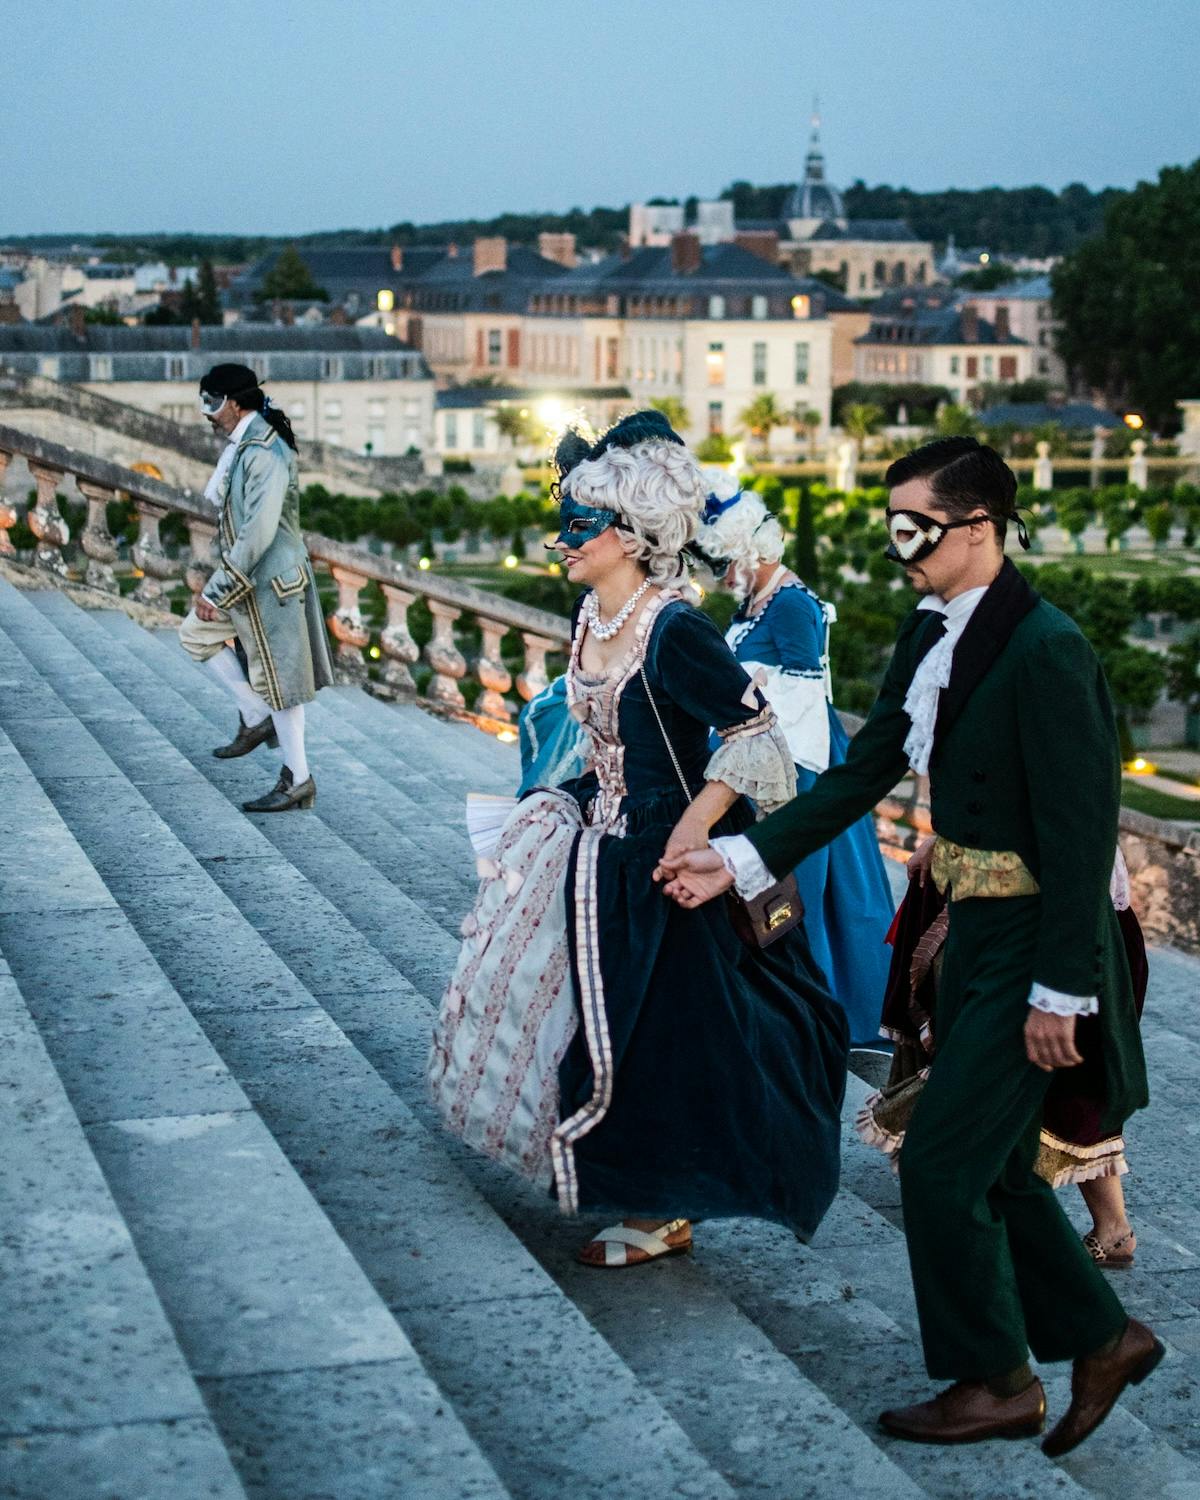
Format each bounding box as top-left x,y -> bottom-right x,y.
0,582 -> 749,1500
0,623 -> 514,1500
0,801 -> 248,1499
33,594 -> 479,936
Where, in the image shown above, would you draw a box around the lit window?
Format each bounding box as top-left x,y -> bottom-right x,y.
794,341 -> 809,385
752,342 -> 768,387
706,341 -> 725,386
377,289 -> 395,311
791,294 -> 811,320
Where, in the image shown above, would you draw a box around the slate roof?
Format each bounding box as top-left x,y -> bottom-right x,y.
0,324 -> 432,383
857,288 -> 1028,347
979,402 -> 1118,431
437,384 -> 631,410
808,218 -> 922,242
969,274 -> 1054,301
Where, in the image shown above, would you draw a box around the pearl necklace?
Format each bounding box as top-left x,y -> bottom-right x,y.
582,579 -> 652,641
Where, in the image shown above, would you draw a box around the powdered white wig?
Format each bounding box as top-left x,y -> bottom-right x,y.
695,470 -> 787,600
566,438 -> 706,588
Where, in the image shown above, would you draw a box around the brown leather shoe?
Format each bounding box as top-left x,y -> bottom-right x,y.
1042,1318 -> 1164,1457
213,714 -> 278,759
879,1379 -> 1046,1444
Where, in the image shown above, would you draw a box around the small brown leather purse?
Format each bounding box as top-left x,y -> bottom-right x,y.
639,664 -> 804,950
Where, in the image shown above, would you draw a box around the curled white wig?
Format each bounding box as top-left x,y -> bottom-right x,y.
695,470 -> 787,600
566,438 -> 705,588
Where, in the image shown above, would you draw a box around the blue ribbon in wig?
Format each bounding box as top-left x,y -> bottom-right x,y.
702,489 -> 744,526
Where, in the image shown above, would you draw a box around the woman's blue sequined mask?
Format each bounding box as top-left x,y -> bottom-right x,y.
550,493 -> 621,548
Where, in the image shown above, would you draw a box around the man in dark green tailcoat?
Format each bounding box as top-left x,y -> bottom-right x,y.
659,439 -> 1161,1455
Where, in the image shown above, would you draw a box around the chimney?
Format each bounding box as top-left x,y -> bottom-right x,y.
473,236 -> 508,277
618,234 -> 632,262
68,303 -> 87,341
447,242 -> 459,260
734,230 -> 780,265
281,303 -> 295,327
329,306 -> 347,327
994,305 -> 1011,341
670,232 -> 702,276
960,304 -> 979,343
537,232 -> 577,269
390,243 -> 403,272
191,317 -> 201,349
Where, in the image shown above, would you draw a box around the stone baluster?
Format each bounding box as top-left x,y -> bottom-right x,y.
0,449 -> 16,557
26,462 -> 71,577
1033,440 -> 1054,491
516,632 -> 555,702
327,565 -> 371,682
76,480 -> 120,594
377,583 -> 419,699
130,500 -> 180,606
184,517 -> 219,596
425,600 -> 467,708
1128,438 -> 1149,491
475,617 -> 513,722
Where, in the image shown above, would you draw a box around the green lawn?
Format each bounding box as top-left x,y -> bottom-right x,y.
1120,780 -> 1200,821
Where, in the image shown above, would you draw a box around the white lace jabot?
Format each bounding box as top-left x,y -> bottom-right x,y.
901,587 -> 988,776
203,410 -> 256,507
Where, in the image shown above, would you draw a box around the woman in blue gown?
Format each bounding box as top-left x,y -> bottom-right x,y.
690,477 -> 896,1045
431,414 -> 848,1267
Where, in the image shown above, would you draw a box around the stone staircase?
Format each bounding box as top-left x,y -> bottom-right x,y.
3,573 -> 1200,1500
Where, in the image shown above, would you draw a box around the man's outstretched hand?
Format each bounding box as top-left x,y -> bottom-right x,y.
654,847 -> 735,907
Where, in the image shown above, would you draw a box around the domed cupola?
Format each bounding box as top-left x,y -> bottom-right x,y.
784,104 -> 847,236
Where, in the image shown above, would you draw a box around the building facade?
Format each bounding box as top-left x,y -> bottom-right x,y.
0,325 -> 435,456
853,289 -> 1034,405
960,275 -> 1067,388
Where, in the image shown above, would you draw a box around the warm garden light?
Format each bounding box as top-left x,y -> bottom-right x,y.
496,728 -> 518,743
503,555 -> 519,569
791,294 -> 811,319
547,562 -> 561,576
1125,756 -> 1155,774
536,397 -> 564,430
418,556 -> 432,571
1123,413 -> 1144,430
376,289 -> 394,311
368,645 -> 381,659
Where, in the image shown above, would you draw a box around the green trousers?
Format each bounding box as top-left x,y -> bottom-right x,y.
900,894 -> 1127,1381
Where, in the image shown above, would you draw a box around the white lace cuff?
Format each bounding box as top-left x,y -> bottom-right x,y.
710,834 -> 777,900
707,712 -> 797,816
1029,983 -> 1099,1017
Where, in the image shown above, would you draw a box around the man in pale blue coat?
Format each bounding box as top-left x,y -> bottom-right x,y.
180,363 -> 334,812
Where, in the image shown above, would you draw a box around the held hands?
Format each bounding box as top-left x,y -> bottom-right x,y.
1024,1009 -> 1084,1072
195,595 -> 221,623
653,846 -> 735,907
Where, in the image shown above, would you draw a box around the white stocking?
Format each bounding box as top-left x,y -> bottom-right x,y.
270,704 -> 308,784
205,646 -> 271,726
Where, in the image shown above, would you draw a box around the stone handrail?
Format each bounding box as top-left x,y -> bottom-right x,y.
0,421 -> 569,721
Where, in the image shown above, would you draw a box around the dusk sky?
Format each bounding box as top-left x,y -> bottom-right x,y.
5,0 -> 1197,237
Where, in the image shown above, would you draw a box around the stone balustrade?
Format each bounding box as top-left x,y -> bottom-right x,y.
0,421 -> 569,725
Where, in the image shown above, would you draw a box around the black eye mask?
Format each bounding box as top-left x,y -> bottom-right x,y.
885,507 -> 1030,565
